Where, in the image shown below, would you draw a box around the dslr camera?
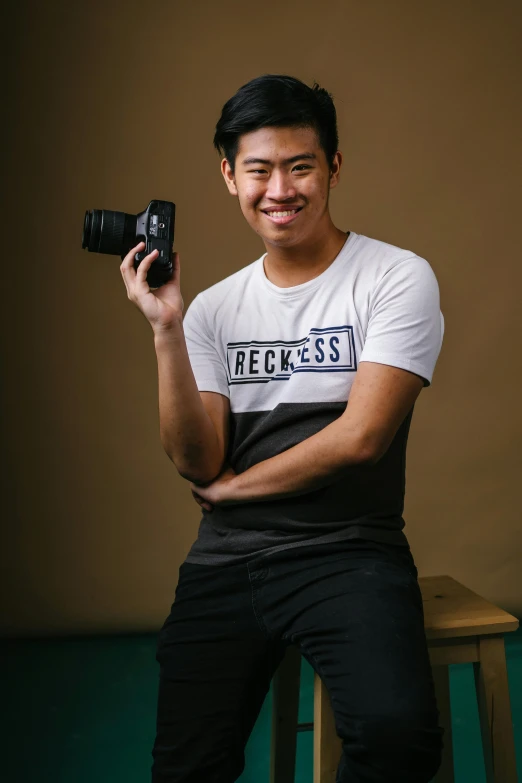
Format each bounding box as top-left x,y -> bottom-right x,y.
82,200 -> 175,289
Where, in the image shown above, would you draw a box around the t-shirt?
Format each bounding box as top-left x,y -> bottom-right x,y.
182,231 -> 444,565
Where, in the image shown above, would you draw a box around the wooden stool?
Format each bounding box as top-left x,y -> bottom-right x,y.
270,575 -> 519,783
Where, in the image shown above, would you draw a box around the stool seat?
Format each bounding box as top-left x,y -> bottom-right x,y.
270,574 -> 519,783
422,575 -> 519,640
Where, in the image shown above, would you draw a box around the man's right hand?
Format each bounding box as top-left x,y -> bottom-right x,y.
120,241 -> 184,333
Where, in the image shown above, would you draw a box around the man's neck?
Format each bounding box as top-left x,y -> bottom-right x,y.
263,226 -> 349,288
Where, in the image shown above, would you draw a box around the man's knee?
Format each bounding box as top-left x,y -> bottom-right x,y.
338,713 -> 443,783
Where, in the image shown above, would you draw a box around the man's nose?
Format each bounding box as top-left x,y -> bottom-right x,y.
265,170 -> 297,201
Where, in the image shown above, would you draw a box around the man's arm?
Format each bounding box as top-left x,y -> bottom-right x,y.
155,327 -> 229,484
192,361 -> 424,505
120,243 -> 229,486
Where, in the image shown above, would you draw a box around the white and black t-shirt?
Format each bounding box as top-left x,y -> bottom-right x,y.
182,231 -> 444,564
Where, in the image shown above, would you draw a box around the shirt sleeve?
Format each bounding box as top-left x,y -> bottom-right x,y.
183,293 -> 230,398
359,254 -> 444,386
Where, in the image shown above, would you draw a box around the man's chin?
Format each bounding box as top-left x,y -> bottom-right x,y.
261,233 -> 305,249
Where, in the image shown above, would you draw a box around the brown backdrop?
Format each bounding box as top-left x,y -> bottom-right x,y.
2,0 -> 521,636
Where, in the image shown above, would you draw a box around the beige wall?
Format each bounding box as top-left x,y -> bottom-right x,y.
2,0 -> 521,635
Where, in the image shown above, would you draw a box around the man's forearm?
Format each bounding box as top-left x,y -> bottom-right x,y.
154,321 -> 223,483
221,364 -> 421,505
228,417 -> 376,503
191,361 -> 422,510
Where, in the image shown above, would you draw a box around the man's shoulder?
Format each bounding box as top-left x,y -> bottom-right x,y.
196,255 -> 261,307
352,232 -> 436,286
354,232 -> 419,265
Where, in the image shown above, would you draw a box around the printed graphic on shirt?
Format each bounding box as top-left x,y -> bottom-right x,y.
226,326 -> 357,385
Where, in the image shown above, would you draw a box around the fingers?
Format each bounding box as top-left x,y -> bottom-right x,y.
120,242 -> 158,298
119,242 -> 142,298
135,247 -> 158,287
191,489 -> 213,512
120,241 -> 143,273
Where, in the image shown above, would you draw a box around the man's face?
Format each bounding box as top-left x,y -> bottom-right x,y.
221,126 -> 342,249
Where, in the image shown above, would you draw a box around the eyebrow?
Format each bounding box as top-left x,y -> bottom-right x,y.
241,153 -> 317,166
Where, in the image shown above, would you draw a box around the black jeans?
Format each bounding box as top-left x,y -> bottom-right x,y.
152,539 -> 443,782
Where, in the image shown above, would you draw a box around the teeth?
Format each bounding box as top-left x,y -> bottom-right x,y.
267,209 -> 299,217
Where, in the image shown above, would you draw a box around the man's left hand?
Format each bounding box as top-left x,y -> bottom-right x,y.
190,466 -> 239,512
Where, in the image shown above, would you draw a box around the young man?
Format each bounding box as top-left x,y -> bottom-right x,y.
121,74 -> 444,782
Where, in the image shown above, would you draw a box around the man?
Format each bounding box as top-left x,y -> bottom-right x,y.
121,74 -> 444,782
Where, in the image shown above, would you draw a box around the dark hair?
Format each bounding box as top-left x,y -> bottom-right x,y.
213,74 -> 339,175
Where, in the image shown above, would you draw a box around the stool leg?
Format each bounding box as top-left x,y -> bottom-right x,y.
431,665 -> 455,783
270,644 -> 301,783
314,672 -> 343,783
473,634 -> 518,783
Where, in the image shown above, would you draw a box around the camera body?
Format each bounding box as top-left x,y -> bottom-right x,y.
82,199 -> 176,288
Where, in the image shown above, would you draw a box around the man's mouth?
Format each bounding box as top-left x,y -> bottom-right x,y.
262,207 -> 303,225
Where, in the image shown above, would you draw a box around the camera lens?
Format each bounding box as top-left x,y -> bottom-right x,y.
82,210 -> 97,249
82,209 -> 136,256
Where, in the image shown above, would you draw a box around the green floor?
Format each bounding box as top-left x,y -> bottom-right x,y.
2,628 -> 521,782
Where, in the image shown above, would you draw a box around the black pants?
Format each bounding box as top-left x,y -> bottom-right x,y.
152,539 -> 443,782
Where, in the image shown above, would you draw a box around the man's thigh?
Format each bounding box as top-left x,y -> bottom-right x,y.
290,552 -> 433,710
260,543 -> 442,781
152,561 -> 286,783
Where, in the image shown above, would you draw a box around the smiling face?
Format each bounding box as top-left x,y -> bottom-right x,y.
221,125 -> 342,253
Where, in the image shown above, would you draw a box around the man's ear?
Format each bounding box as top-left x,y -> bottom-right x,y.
329,150 -> 343,189
221,158 -> 238,196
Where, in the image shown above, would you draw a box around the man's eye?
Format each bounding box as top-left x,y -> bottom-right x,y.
249,165 -> 311,175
